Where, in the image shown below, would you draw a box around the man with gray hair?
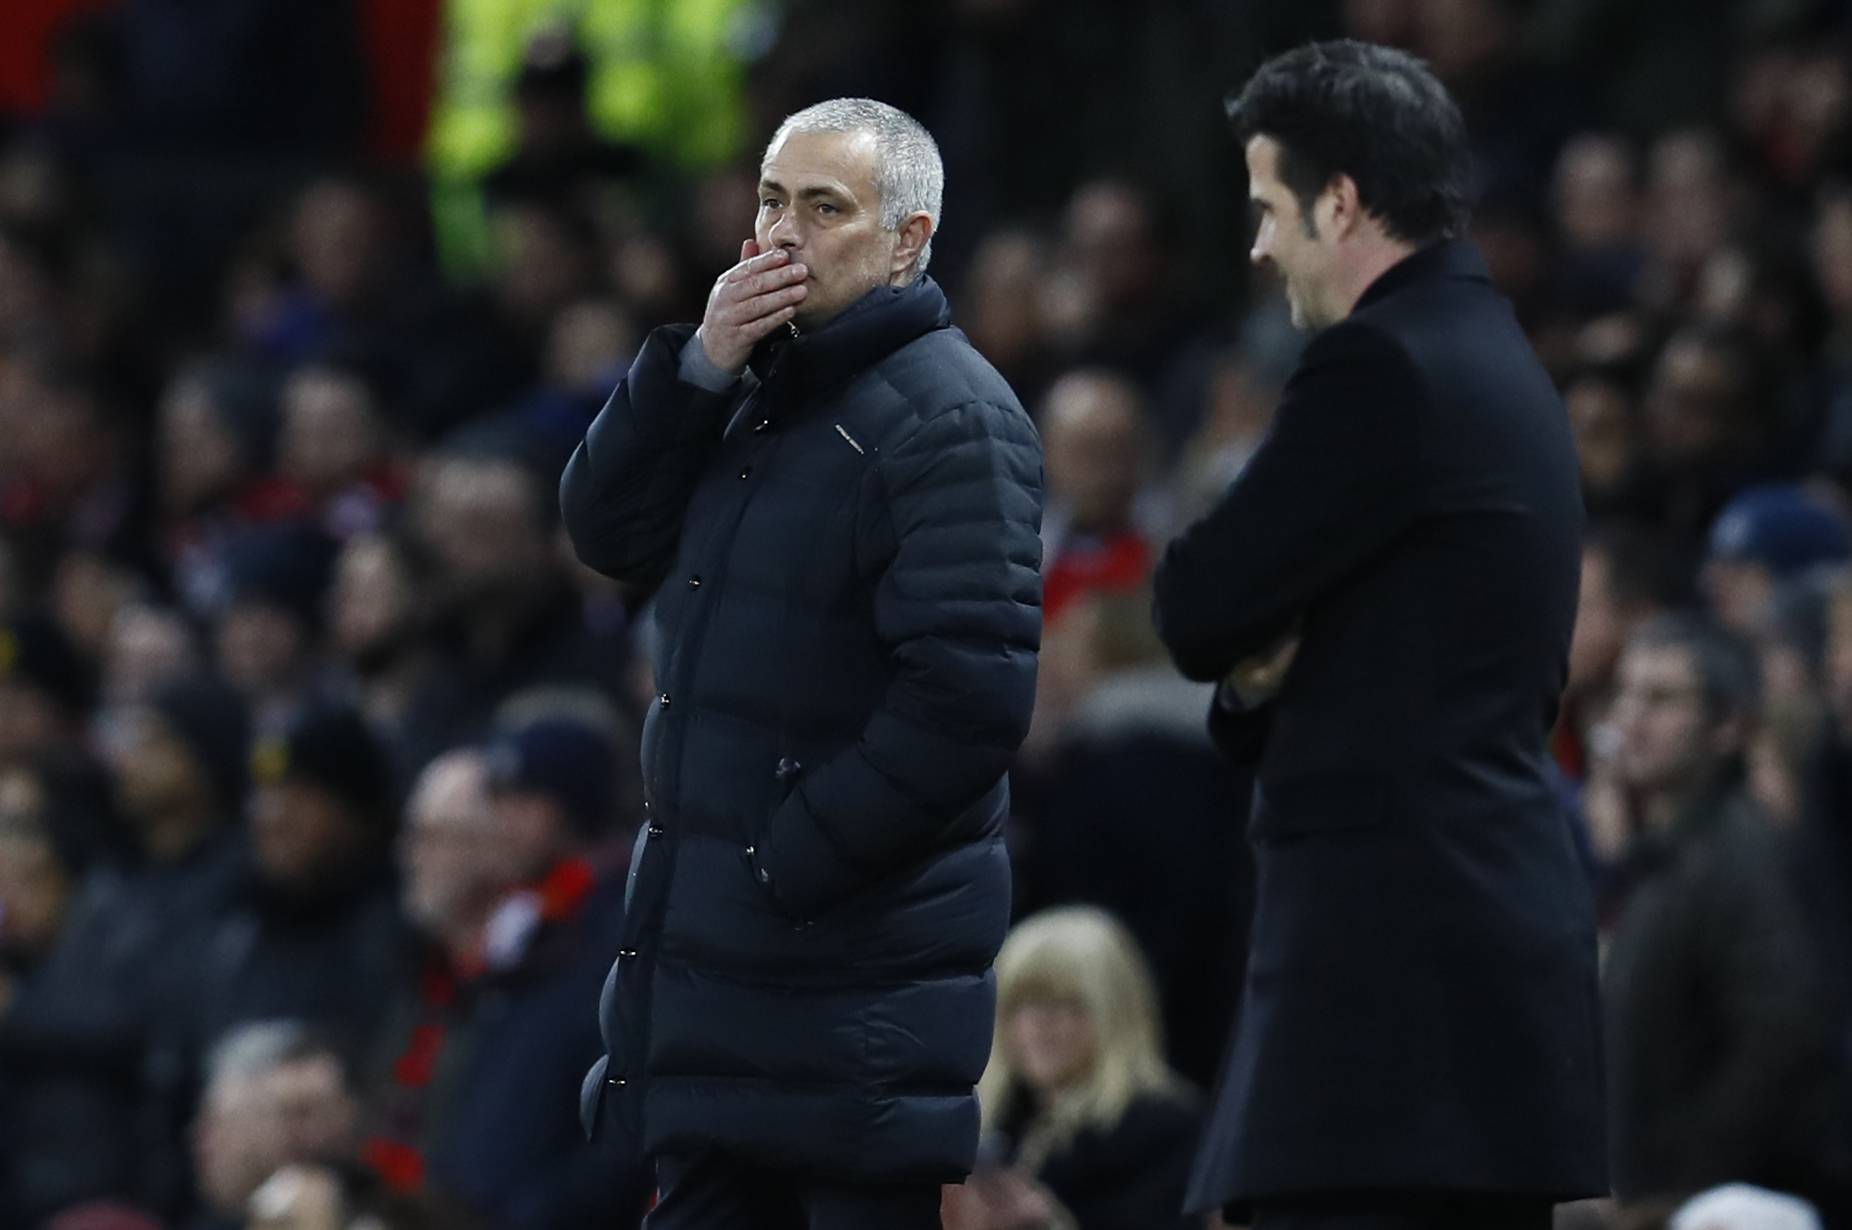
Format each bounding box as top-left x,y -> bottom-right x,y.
561,98 -> 1043,1226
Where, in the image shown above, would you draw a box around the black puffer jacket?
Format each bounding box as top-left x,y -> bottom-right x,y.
561,277 -> 1043,1181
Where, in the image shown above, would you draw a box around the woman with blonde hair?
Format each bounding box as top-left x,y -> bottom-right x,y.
947,906 -> 1202,1230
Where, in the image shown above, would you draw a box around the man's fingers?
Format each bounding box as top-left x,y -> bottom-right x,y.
737,263 -> 807,297
719,284 -> 807,326
728,262 -> 806,297
725,249 -> 792,283
740,238 -> 758,263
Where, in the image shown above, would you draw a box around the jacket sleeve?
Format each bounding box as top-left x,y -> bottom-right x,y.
754,401 -> 1045,917
1152,320 -> 1425,681
559,324 -> 737,593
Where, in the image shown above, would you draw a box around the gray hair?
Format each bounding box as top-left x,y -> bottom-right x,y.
767,98 -> 944,277
203,1020 -> 317,1093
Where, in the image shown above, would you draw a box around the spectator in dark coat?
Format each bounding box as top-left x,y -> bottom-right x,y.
2,677 -> 250,1221
1153,43 -> 1606,1229
185,703 -> 404,1063
366,710 -> 649,1230
955,907 -> 1201,1230
1602,615 -> 1841,1207
0,757 -> 122,1226
561,98 -> 1042,1227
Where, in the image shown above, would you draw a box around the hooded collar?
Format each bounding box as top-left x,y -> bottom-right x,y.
745,276 -> 951,416
1352,239 -> 1490,314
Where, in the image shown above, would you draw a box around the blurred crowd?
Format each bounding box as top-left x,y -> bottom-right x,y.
5,0 -> 1852,1228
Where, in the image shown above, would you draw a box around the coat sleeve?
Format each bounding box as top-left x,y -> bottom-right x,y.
753,401 -> 1045,917
1152,320 -> 1425,681
559,324 -> 737,594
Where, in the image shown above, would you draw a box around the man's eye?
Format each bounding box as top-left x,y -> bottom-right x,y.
816,202 -> 838,216
761,198 -> 783,210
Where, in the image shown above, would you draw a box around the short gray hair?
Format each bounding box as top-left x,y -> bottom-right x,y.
767,98 -> 944,277
204,1020 -> 314,1094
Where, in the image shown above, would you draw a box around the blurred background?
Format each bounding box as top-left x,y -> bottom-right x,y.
3,0 -> 1852,1228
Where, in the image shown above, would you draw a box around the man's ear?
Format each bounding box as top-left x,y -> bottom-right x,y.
891,212 -> 934,280
1319,173 -> 1364,239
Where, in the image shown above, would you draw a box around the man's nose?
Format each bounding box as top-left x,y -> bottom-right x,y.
768,213 -> 800,249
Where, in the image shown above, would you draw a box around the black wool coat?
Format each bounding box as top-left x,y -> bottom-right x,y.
561,277 -> 1043,1182
1154,242 -> 1608,1213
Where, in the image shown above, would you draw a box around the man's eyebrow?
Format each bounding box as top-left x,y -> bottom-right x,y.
760,177 -> 854,202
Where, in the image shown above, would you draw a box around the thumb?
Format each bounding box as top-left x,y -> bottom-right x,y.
741,238 -> 760,262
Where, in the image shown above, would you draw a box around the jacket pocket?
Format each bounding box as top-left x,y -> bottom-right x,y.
1249,772 -> 1391,841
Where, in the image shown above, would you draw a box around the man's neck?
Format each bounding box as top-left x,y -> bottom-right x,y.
1334,237 -> 1422,321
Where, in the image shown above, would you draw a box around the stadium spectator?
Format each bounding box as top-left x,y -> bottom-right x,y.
956,906 -> 1201,1230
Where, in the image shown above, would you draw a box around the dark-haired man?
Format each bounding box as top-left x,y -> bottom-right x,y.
1153,41 -> 1607,1230
1602,616 -> 1837,1206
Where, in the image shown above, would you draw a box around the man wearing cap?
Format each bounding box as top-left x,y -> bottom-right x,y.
186,703 -> 404,1061
1702,483 -> 1851,637
364,713 -> 646,1229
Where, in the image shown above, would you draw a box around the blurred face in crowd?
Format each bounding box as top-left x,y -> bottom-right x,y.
195,1070 -> 286,1216
1811,194 -> 1852,320
252,780 -> 368,891
1554,136 -> 1638,252
0,774 -> 69,962
291,180 -> 387,310
756,128 -> 929,328
158,375 -> 244,515
1413,0 -> 1510,81
546,299 -> 633,392
195,1054 -> 355,1219
103,707 -> 209,822
330,535 -> 415,664
1643,336 -> 1748,465
1065,181 -> 1163,311
489,788 -> 570,884
279,368 -> 383,498
1041,373 -> 1148,533
1565,376 -> 1637,495
1004,994 -> 1096,1099
493,205 -> 591,327
1701,555 -> 1776,636
104,604 -> 198,708
0,679 -> 66,762
1646,131 -> 1734,271
54,551 -> 136,661
269,1052 -> 358,1161
1610,643 -> 1738,800
965,230 -> 1049,368
401,753 -> 507,942
1246,135 -> 1346,330
217,600 -> 308,697
417,458 -> 552,602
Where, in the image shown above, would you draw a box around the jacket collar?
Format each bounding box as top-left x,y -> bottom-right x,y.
1352,239 -> 1490,313
747,276 -> 951,406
